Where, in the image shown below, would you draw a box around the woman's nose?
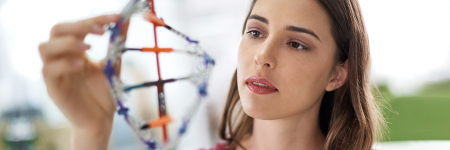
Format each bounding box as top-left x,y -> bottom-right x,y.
253,38 -> 277,69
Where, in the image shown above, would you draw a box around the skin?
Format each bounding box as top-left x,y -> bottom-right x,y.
237,0 -> 348,149
39,14 -> 129,150
39,0 -> 348,149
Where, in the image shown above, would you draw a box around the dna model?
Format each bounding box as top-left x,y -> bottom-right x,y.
103,0 -> 215,149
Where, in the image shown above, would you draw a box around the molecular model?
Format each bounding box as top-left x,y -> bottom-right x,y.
103,0 -> 215,149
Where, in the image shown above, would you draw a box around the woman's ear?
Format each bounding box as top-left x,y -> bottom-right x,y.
325,60 -> 348,92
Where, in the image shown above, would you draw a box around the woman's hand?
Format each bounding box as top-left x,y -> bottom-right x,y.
39,14 -> 128,150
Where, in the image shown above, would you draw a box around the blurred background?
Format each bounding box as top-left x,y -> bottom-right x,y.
0,0 -> 449,149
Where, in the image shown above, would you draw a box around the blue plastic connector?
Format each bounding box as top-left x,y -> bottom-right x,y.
146,140 -> 157,150
109,25 -> 121,42
178,120 -> 190,135
104,60 -> 115,77
202,53 -> 215,66
117,107 -> 129,115
198,81 -> 207,96
186,37 -> 199,44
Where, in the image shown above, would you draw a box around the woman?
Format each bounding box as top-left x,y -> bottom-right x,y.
38,0 -> 384,149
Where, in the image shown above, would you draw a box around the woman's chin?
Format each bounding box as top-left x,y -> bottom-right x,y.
241,100 -> 281,120
239,86 -> 284,120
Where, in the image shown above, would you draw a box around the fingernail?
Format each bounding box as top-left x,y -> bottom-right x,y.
79,43 -> 91,50
73,59 -> 84,68
92,24 -> 104,34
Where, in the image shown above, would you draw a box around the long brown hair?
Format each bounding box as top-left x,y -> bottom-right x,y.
219,0 -> 385,150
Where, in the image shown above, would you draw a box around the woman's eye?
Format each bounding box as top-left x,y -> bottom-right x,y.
288,42 -> 309,51
246,30 -> 264,39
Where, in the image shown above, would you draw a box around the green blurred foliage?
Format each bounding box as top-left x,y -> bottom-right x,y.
376,80 -> 450,142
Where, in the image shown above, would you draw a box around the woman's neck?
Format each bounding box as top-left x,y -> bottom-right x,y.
238,100 -> 326,150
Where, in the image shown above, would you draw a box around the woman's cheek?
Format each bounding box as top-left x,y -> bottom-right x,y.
237,39 -> 249,69
237,39 -> 257,77
239,42 -> 255,63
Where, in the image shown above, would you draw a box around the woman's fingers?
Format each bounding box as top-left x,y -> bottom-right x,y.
39,36 -> 89,62
42,57 -> 85,80
50,14 -> 120,39
41,13 -> 131,83
40,36 -> 88,81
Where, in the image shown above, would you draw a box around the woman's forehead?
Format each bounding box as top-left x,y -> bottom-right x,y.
250,0 -> 333,42
251,0 -> 329,22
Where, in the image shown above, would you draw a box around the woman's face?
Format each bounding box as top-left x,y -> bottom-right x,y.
237,0 -> 337,120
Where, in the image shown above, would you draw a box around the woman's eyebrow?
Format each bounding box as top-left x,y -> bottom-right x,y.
248,14 -> 269,24
248,14 -> 321,42
285,26 -> 321,42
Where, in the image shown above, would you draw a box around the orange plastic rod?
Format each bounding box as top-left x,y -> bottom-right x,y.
148,115 -> 172,128
141,47 -> 173,53
147,12 -> 167,27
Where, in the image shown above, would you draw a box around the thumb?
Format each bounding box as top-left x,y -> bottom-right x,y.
118,18 -> 131,41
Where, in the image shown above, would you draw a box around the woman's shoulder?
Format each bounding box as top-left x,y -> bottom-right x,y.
198,142 -> 233,150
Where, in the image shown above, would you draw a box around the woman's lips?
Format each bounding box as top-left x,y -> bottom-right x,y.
245,76 -> 278,94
